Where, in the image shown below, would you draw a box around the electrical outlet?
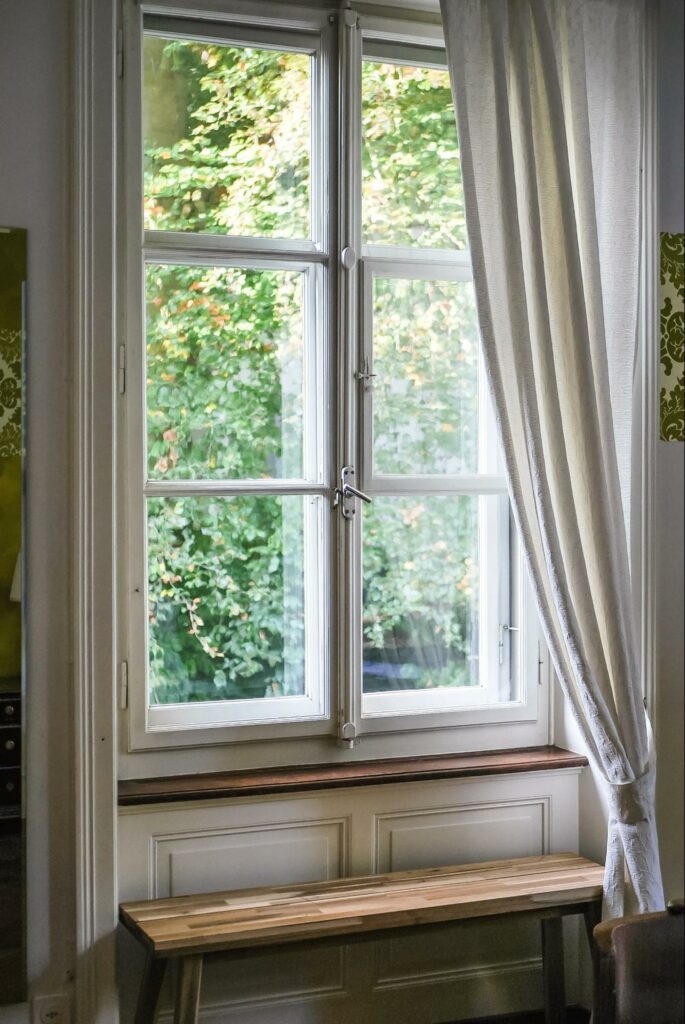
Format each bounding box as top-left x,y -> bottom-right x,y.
32,994 -> 71,1024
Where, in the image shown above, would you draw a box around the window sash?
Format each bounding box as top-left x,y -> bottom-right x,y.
126,14 -> 334,734
144,495 -> 329,730
141,13 -> 327,247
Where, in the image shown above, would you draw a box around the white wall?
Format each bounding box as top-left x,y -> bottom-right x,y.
0,0 -> 74,1019
655,0 -> 684,903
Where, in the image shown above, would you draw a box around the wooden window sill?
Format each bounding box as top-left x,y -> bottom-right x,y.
118,745 -> 587,807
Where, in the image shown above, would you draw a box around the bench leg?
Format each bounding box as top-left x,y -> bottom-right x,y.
174,954 -> 203,1024
541,916 -> 566,1024
135,951 -> 167,1024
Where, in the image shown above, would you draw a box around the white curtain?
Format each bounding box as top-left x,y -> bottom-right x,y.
440,0 -> 664,916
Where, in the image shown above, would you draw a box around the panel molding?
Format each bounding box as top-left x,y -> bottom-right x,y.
72,0 -> 119,1021
373,796 -> 551,873
372,954 -> 542,992
149,816 -> 350,898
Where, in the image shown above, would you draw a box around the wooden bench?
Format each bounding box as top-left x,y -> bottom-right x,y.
119,852 -> 605,1024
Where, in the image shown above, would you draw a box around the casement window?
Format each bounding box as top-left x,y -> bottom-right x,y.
122,1 -> 544,756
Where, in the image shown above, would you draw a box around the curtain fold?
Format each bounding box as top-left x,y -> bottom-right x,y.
440,0 -> 664,915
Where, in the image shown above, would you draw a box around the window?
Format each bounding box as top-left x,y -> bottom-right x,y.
122,2 -> 544,757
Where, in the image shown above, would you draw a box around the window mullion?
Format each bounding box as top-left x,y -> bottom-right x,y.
336,8 -> 363,748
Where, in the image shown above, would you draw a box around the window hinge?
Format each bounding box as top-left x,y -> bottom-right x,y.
116,29 -> 124,79
118,344 -> 126,394
119,660 -> 129,710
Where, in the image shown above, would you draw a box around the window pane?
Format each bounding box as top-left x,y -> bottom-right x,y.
363,496 -> 481,693
147,495 -> 313,705
362,60 -> 466,249
143,34 -> 311,238
372,276 -> 479,475
362,496 -> 487,695
146,264 -> 306,481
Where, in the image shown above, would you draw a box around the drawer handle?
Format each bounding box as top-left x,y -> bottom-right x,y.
5,781 -> 16,793
4,740 -> 16,752
4,705 -> 15,717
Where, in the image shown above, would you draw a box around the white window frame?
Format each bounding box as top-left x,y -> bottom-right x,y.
120,0 -> 546,757
357,257 -> 509,722
124,6 -> 338,744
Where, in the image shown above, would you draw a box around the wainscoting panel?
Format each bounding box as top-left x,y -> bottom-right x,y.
375,798 -> 548,873
153,819 -> 347,897
117,769 -> 583,1023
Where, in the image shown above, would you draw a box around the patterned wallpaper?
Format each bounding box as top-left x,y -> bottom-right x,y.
0,228 -> 25,681
660,231 -> 684,442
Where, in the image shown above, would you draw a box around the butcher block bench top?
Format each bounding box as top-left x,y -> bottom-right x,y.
119,852 -> 605,958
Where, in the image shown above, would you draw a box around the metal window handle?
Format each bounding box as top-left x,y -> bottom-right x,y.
335,466 -> 372,519
344,482 -> 372,503
498,623 -> 519,665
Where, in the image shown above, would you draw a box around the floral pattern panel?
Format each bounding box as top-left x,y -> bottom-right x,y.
0,226 -> 26,1007
0,228 -> 25,681
660,231 -> 684,442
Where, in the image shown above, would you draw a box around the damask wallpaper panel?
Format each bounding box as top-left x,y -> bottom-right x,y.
660,231 -> 684,442
0,227 -> 25,680
0,226 -> 26,1006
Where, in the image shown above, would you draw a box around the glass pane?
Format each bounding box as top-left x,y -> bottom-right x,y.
147,495 -> 312,704
143,34 -> 311,238
362,59 -> 466,249
146,264 -> 306,481
372,276 -> 479,475
362,497 -> 480,693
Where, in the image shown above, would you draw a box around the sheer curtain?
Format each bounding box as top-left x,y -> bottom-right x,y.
440,0 -> 664,916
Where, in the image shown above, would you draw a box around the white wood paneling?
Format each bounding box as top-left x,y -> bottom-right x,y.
375,799 -> 548,873
117,770 -> 583,1022
153,819 -> 347,897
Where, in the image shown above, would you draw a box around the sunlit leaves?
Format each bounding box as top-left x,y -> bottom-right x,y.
362,61 -> 467,249
146,265 -> 304,481
144,38 -> 310,238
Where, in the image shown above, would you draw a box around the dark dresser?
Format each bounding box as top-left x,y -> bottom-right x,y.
0,680 -> 25,1004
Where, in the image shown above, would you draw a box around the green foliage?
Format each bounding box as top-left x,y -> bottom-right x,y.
143,38 -> 478,704
362,498 -> 479,692
144,38 -> 310,237
361,61 -> 467,249
146,264 -> 303,481
148,496 -> 305,703
372,276 -> 479,475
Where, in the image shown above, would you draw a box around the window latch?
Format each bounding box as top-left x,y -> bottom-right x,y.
498,623 -> 519,665
354,357 -> 376,386
334,466 -> 372,519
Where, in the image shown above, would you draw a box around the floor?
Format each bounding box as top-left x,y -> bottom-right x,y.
448,1010 -> 591,1024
